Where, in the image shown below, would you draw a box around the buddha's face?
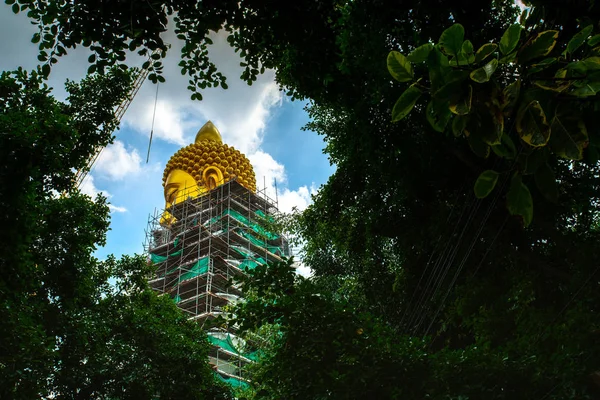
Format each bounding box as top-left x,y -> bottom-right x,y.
160,169 -> 204,225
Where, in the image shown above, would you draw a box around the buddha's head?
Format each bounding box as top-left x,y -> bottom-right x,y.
160,121 -> 256,225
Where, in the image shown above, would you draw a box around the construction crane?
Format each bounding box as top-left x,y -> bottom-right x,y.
73,64 -> 151,189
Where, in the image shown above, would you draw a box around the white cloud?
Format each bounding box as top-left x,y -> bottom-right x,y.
108,204 -> 128,213
79,175 -> 128,213
94,140 -> 142,181
278,185 -> 317,213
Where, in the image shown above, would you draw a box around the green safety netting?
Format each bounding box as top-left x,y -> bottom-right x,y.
176,257 -> 210,285
205,208 -> 279,240
208,333 -> 257,361
173,294 -> 181,303
237,229 -> 281,255
215,373 -> 249,390
232,247 -> 267,268
150,249 -> 182,263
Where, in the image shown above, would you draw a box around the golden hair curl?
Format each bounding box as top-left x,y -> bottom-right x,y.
162,140 -> 256,192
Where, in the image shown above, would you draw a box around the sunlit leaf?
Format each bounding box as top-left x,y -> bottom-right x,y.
518,30 -> 559,63
474,43 -> 498,64
474,170 -> 500,199
439,24 -> 465,57
387,51 -> 413,82
408,43 -> 434,63
565,25 -> 593,56
392,85 -> 422,122
516,100 -> 550,147
507,173 -> 533,227
500,24 -> 522,55
470,58 -> 498,83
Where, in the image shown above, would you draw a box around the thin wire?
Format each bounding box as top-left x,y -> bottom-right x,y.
146,83 -> 160,163
402,191 -> 471,332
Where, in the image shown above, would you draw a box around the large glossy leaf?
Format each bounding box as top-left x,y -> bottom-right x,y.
474,43 -> 498,64
528,57 -> 557,75
502,79 -> 521,115
439,24 -> 465,57
474,170 -> 500,199
491,132 -> 517,159
466,128 -> 490,158
535,163 -> 558,203
549,114 -> 589,160
426,100 -> 452,132
569,81 -> 600,97
481,105 -> 504,146
470,59 -> 498,83
387,51 -> 413,82
408,43 -> 434,63
507,173 -> 533,227
500,24 -> 522,55
452,115 -> 468,137
449,84 -> 472,115
427,47 -> 451,91
589,34 -> 600,47
518,30 -> 559,63
392,85 -> 422,122
516,100 -> 550,147
565,25 -> 593,55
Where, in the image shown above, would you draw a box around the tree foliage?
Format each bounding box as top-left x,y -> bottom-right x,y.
388,17 -> 600,225
0,69 -> 230,399
5,0 -> 600,398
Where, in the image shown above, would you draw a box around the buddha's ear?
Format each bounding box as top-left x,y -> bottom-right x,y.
202,166 -> 224,190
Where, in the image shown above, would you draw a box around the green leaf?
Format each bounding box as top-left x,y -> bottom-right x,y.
426,100 -> 452,132
408,43 -> 433,63
439,24 -> 465,57
12,3 -> 18,13
491,133 -> 517,159
502,79 -> 521,115
470,58 -> 498,83
466,129 -> 490,158
516,100 -> 550,147
549,114 -> 588,160
391,85 -> 422,122
589,34 -> 600,47
474,43 -> 498,64
88,54 -> 96,63
452,115 -> 468,137
449,84 -> 472,115
500,24 -> 522,55
480,106 -> 504,146
427,47 -> 451,92
462,40 -> 474,55
387,51 -> 414,82
568,81 -> 600,97
518,30 -> 559,63
474,170 -> 500,199
507,173 -> 534,227
535,163 -> 558,203
565,25 -> 593,56
528,57 -> 557,75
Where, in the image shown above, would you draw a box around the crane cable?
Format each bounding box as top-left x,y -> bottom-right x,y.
146,82 -> 160,163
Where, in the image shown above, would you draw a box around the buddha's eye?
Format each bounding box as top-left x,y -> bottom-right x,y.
166,188 -> 178,204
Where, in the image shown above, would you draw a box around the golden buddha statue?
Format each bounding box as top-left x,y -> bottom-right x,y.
160,121 -> 256,225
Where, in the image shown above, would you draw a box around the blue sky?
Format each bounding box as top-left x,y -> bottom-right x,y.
0,8 -> 335,264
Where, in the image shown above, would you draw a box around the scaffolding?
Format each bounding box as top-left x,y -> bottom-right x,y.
144,178 -> 289,388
